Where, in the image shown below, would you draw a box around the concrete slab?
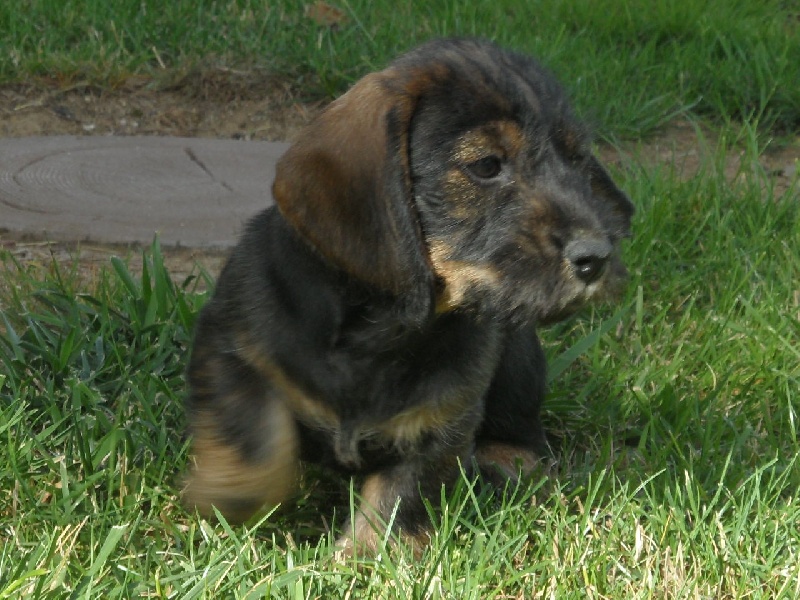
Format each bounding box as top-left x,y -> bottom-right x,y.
0,136 -> 290,247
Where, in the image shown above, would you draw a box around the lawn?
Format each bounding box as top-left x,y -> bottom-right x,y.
1,1 -> 799,598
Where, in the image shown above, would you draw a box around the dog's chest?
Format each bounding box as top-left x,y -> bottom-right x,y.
292,313 -> 505,469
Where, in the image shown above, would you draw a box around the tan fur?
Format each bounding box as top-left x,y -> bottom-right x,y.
453,120 -> 525,163
336,473 -> 429,557
234,331 -> 341,431
378,391 -> 471,449
429,240 -> 500,312
474,442 -> 542,481
183,401 -> 299,523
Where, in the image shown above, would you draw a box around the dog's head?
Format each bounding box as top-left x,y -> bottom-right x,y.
273,38 -> 633,325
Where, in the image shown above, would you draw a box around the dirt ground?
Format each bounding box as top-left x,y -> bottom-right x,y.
1,75 -> 797,282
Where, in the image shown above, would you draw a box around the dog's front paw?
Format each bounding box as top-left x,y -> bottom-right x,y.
334,514 -> 428,560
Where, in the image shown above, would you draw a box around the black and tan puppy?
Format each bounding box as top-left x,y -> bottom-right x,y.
183,38 -> 633,553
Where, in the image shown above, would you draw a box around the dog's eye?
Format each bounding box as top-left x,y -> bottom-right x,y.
465,155 -> 503,180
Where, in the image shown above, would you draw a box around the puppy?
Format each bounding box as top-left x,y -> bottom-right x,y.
182,38 -> 633,554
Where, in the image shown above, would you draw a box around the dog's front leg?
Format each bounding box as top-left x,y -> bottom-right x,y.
475,324 -> 551,487
336,442 -> 473,557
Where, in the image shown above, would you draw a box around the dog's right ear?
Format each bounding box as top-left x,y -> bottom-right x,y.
272,72 -> 433,321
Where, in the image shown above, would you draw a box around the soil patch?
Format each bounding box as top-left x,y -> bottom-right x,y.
1,73 -> 323,141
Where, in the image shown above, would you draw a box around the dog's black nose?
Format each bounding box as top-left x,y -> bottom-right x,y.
565,238 -> 612,284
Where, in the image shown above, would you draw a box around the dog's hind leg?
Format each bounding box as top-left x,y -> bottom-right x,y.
182,351 -> 299,524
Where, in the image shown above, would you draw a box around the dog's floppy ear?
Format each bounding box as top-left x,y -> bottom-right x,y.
273,71 -> 433,319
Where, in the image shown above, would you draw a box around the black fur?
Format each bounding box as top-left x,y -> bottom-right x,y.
182,38 -> 633,554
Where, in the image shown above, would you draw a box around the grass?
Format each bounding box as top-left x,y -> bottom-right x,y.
1,1 -> 800,598
1,0 -> 799,137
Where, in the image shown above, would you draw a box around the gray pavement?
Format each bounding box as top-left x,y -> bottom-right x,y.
0,136 -> 290,247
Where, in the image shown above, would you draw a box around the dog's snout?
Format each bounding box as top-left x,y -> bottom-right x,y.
565,238 -> 612,284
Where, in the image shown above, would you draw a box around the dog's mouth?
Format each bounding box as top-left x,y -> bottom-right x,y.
428,233 -> 629,324
536,286 -> 604,325
537,252 -> 629,324
431,250 -> 628,326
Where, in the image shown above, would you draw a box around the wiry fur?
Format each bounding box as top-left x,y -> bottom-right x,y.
182,38 -> 634,554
